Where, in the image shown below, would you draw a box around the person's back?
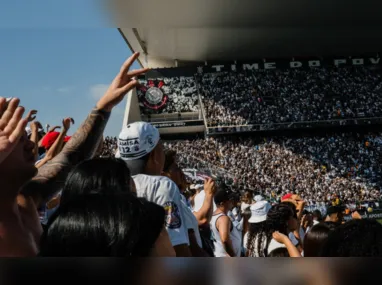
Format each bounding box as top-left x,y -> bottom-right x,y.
116,122 -> 192,256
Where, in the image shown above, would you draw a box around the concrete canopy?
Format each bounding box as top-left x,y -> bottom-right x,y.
110,0 -> 382,68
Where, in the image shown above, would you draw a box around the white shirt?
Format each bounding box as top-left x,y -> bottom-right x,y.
133,174 -> 189,247
180,194 -> 203,248
192,190 -> 217,212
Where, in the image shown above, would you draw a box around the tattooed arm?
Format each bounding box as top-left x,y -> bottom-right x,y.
21,52 -> 148,208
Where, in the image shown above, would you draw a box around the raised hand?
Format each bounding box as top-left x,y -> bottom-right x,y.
62,117 -> 74,131
27,110 -> 37,122
0,97 -> 28,165
30,121 -> 43,132
96,52 -> 149,112
204,178 -> 217,195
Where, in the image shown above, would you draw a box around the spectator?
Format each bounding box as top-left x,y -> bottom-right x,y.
211,187 -> 242,257
246,203 -> 298,257
0,52 -> 147,257
303,222 -> 337,257
39,191 -> 175,257
320,219 -> 382,257
115,121 -> 192,257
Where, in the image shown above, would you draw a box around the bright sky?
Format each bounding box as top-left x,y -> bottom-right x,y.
0,0 -> 139,136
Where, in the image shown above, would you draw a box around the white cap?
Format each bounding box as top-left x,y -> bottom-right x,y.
248,201 -> 271,223
116,122 -> 160,161
254,195 -> 264,202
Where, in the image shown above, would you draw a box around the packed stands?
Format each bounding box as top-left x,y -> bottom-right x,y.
199,66 -> 382,129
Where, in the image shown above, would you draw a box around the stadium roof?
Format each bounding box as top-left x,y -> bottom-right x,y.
110,0 -> 382,68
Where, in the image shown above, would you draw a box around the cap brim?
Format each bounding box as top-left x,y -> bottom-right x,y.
249,215 -> 267,223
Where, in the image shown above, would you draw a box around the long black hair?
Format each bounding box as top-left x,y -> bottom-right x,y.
60,157 -> 132,206
247,203 -> 294,257
39,191 -> 165,257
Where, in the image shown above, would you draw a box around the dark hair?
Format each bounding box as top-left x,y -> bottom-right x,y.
282,202 -> 298,219
39,192 -> 165,256
320,219 -> 382,257
60,158 -> 132,206
312,209 -> 323,221
268,247 -> 289,257
247,204 -> 294,257
163,150 -> 177,172
303,222 -> 336,257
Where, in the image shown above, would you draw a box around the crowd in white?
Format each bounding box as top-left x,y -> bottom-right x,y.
200,66 -> 382,127
164,132 -> 382,205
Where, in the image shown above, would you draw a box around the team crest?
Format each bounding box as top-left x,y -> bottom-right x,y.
137,80 -> 168,110
163,201 -> 181,229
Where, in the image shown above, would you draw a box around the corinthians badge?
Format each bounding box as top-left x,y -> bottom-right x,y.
137,80 -> 168,110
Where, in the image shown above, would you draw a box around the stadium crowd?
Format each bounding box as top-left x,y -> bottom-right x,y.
1,53 -> 382,258
201,66 -> 382,127
165,133 -> 382,206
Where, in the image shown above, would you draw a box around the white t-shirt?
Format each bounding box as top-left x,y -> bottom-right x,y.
243,233 -> 286,257
133,174 -> 189,247
180,194 -> 203,248
192,190 -> 217,212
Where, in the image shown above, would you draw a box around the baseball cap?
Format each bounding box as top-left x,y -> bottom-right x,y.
281,193 -> 293,201
249,201 -> 271,223
214,188 -> 238,205
254,195 -> 264,202
326,205 -> 345,216
116,122 -> 160,161
41,132 -> 71,150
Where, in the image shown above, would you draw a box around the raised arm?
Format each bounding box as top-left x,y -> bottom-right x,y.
193,179 -> 216,226
22,52 -> 148,208
35,117 -> 74,168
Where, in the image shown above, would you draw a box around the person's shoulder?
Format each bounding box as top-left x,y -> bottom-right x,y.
134,174 -> 179,193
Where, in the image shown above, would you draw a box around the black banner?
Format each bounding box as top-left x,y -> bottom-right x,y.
151,120 -> 204,129
138,55 -> 382,78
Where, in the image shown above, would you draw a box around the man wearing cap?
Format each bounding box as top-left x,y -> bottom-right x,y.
116,121 -> 191,257
325,206 -> 345,225
210,187 -> 242,257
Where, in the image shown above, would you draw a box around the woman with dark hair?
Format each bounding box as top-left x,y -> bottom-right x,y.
303,222 -> 337,257
60,157 -> 134,206
246,203 -> 298,257
42,157 -> 135,227
320,219 -> 382,257
39,191 -> 175,257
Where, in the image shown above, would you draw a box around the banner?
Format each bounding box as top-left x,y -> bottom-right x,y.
151,120 -> 204,129
138,55 -> 382,78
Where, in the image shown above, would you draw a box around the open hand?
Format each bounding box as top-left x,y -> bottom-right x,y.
62,117 -> 74,131
0,97 -> 28,165
96,52 -> 149,112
